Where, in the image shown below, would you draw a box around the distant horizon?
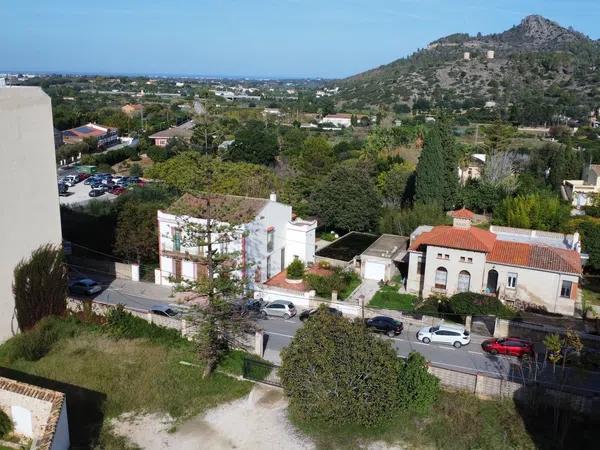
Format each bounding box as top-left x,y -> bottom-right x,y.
2,1 -> 599,78
0,68 -> 331,81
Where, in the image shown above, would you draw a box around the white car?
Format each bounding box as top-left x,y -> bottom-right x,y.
417,323 -> 471,348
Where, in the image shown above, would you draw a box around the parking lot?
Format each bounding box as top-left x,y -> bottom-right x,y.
59,179 -> 117,206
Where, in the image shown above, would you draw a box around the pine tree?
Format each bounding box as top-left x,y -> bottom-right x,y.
414,127 -> 445,206
169,160 -> 253,378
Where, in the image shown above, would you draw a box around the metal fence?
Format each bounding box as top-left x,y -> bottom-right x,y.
242,358 -> 281,387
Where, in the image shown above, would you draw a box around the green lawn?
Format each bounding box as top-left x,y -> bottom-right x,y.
369,285 -> 418,311
339,274 -> 362,300
0,316 -> 253,449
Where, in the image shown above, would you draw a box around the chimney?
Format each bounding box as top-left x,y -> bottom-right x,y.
269,192 -> 277,202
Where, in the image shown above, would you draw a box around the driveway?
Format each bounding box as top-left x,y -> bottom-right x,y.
348,279 -> 380,303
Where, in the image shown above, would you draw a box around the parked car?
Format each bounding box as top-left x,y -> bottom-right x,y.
417,323 -> 471,348
299,307 -> 343,322
108,185 -> 126,195
58,182 -> 68,195
69,278 -> 102,296
62,175 -> 79,187
84,176 -> 100,185
260,300 -> 297,319
482,337 -> 534,358
150,305 -> 180,317
365,316 -> 403,336
76,172 -> 90,182
232,298 -> 264,318
89,188 -> 105,197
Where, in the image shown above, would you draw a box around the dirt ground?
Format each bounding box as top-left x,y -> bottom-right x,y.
112,384 -> 314,450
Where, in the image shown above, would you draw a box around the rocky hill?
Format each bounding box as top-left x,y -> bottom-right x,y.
335,15 -> 600,122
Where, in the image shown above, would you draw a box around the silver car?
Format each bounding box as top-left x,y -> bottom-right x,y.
260,300 -> 297,319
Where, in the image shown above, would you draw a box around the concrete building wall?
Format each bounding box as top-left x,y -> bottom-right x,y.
0,87 -> 62,341
51,402 -> 70,450
484,262 -> 578,315
420,246 -> 487,298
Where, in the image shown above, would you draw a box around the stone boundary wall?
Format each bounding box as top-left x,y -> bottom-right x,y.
427,363 -> 596,413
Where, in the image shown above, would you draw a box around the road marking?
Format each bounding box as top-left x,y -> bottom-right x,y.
468,351 -> 482,355
266,331 -> 294,338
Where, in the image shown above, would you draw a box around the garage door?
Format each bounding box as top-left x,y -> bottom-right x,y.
364,261 -> 386,281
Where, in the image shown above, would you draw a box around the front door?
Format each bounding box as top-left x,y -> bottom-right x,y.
173,259 -> 182,279
486,270 -> 498,294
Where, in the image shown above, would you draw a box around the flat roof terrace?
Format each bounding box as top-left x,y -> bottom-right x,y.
316,232 -> 379,262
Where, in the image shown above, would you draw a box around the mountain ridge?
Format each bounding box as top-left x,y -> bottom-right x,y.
335,15 -> 600,121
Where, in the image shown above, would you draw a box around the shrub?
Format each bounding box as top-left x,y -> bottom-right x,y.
129,163 -> 143,177
0,409 -> 13,438
6,316 -> 80,362
104,305 -> 186,348
397,352 -> 440,413
280,308 -> 400,427
304,268 -> 356,298
448,292 -> 514,318
286,259 -> 305,280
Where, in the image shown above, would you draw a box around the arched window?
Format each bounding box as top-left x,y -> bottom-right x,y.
458,270 -> 471,293
435,267 -> 448,290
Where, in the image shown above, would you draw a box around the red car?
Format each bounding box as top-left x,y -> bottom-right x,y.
109,186 -> 126,195
76,172 -> 91,181
481,337 -> 534,358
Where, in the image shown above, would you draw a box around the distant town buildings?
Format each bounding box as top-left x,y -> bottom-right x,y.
320,113 -> 353,128
149,120 -> 195,147
0,86 -> 62,341
463,52 -> 471,60
121,103 -> 144,117
62,122 -> 119,148
486,50 -> 495,59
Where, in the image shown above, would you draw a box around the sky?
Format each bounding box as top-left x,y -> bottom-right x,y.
1,0 -> 599,79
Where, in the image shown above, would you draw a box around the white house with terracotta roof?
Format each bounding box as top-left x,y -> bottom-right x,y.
155,192 -> 316,287
406,208 -> 583,316
563,164 -> 600,207
149,120 -> 195,147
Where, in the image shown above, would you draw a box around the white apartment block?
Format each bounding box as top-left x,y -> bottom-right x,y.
0,87 -> 62,340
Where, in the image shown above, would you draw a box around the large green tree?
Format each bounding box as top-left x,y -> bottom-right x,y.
227,120 -> 278,165
312,163 -> 380,232
12,244 -> 68,331
145,152 -> 282,198
377,162 -> 414,207
279,308 -> 401,427
414,127 -> 445,206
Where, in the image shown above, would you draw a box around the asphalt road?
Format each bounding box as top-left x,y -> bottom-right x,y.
78,274 -> 600,393
258,313 -> 600,393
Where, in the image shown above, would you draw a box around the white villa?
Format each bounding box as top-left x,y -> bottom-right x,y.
458,153 -> 486,185
406,209 -> 583,316
156,192 -> 316,287
563,164 -> 600,207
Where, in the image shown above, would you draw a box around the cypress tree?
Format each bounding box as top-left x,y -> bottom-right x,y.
414,127 -> 445,206
438,118 -> 459,210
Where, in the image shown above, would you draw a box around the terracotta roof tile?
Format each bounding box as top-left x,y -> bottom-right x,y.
409,226 -> 496,253
411,225 -> 582,275
450,208 -> 475,220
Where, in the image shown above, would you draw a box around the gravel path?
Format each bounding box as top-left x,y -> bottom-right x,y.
112,384 -> 314,450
